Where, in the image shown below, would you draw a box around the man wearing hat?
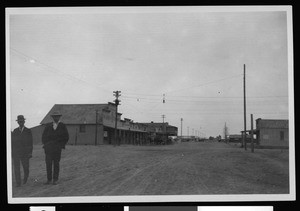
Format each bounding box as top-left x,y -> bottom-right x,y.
42,111 -> 69,185
11,115 -> 33,187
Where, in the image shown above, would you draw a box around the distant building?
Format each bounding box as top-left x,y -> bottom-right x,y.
256,118 -> 289,147
32,103 -> 148,145
228,134 -> 253,143
140,122 -> 178,137
228,134 -> 243,143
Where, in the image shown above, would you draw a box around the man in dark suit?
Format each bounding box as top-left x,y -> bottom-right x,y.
11,115 -> 33,187
42,111 -> 69,185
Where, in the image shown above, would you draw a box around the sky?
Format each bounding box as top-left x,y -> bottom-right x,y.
7,7 -> 292,137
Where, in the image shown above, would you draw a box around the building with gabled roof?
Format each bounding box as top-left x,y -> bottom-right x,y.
40,103 -> 112,125
32,103 -> 149,145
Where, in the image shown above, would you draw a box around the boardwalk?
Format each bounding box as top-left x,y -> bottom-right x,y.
11,141 -> 289,197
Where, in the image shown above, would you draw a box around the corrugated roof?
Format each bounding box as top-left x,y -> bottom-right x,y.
40,104 -> 114,125
257,119 -> 288,129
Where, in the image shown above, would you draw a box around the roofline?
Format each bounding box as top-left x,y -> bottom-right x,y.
52,103 -> 109,106
30,124 -> 44,129
256,118 -> 288,121
40,103 -> 113,124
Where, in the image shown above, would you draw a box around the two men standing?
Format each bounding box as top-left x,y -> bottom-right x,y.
42,111 -> 69,185
11,111 -> 69,187
11,115 -> 33,187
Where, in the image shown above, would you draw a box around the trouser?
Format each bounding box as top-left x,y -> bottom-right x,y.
13,157 -> 29,186
45,149 -> 62,181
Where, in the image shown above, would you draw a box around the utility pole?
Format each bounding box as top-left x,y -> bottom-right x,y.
162,114 -> 165,123
180,118 -> 183,137
95,110 -> 98,146
224,122 -> 228,142
162,114 -> 166,142
251,114 -> 254,153
243,64 -> 247,150
113,91 -> 121,146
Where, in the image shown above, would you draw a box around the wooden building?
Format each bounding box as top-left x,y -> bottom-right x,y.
32,103 -> 149,145
139,122 -> 178,144
229,134 -> 253,143
255,118 -> 289,147
140,122 -> 178,136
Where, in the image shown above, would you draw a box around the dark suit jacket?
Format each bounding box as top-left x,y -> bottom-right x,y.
11,127 -> 33,158
42,122 -> 69,153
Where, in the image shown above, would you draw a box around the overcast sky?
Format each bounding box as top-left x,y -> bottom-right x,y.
7,7 -> 292,137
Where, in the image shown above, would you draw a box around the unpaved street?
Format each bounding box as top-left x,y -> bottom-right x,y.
11,141 -> 289,197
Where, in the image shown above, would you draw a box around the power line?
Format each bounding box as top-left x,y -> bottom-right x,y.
136,111 -> 288,115
165,74 -> 244,94
122,94 -> 288,100
10,47 -> 112,94
121,74 -> 243,97
121,97 -> 288,105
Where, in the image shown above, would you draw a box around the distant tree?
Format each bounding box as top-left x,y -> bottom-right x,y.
209,136 -> 214,140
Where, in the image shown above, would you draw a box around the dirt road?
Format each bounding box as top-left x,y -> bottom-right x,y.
11,141 -> 289,197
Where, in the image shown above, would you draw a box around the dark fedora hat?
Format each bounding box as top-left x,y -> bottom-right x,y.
16,115 -> 26,121
51,111 -> 62,116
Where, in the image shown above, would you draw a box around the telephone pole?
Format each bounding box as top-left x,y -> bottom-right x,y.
161,114 -> 166,142
162,114 -> 165,123
224,122 -> 228,142
95,110 -> 98,146
251,114 -> 254,153
113,91 -> 121,146
243,64 -> 247,150
180,118 -> 183,137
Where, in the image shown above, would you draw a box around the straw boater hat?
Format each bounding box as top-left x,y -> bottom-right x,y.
16,115 -> 25,121
51,111 -> 62,117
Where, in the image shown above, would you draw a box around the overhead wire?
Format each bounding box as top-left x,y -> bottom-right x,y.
165,73 -> 244,94
10,48 -> 289,121
122,74 -> 244,97
11,48 -> 286,102
121,96 -> 288,105
10,47 -> 112,94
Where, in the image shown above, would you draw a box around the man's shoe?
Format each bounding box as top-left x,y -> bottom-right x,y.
52,180 -> 58,185
44,180 -> 52,185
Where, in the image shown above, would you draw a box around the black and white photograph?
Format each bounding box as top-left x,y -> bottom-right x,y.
6,6 -> 294,203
